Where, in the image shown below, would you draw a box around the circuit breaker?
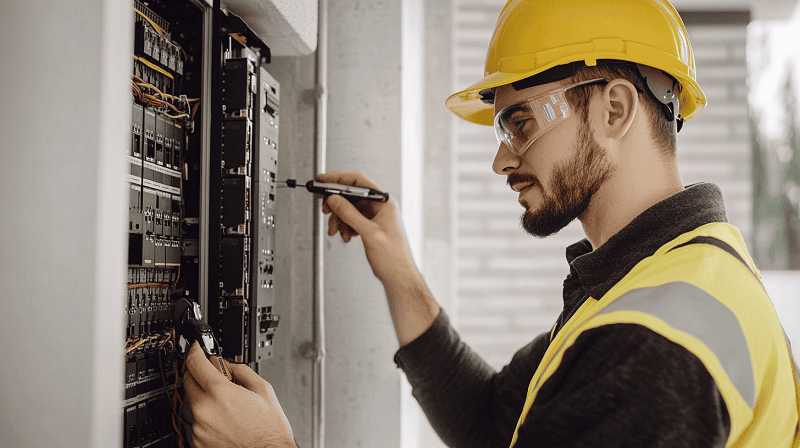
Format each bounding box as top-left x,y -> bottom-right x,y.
123,2 -> 281,446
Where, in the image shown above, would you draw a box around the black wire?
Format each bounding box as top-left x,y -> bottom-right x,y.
158,347 -> 190,438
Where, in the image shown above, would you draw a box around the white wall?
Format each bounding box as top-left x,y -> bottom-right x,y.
222,0 -> 318,56
322,0 -> 406,446
0,0 -> 130,446
761,271 -> 800,361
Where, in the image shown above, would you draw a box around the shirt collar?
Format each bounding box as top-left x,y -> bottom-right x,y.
565,183 -> 728,301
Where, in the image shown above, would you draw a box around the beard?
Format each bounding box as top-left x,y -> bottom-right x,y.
517,119 -> 615,238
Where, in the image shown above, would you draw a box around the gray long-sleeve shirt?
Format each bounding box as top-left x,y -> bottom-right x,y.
394,183 -> 732,448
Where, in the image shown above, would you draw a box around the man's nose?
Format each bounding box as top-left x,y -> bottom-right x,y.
493,142 -> 520,175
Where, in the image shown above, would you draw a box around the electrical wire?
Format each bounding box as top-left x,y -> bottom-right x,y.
125,338 -> 148,354
127,282 -> 170,290
134,55 -> 174,80
138,80 -> 164,96
158,330 -> 173,348
190,99 -> 201,124
165,112 -> 188,119
131,74 -> 196,122
158,347 -> 187,447
130,80 -> 142,99
134,8 -> 164,35
173,360 -> 187,448
124,330 -> 172,352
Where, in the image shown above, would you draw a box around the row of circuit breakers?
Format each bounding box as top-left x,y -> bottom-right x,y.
123,2 -> 281,447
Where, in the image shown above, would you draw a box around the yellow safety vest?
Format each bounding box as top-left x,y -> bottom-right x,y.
510,222 -> 800,447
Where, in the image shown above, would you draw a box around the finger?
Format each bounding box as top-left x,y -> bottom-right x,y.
227,363 -> 269,394
334,214 -> 358,241
191,432 -> 204,448
183,370 -> 204,404
191,425 -> 213,448
324,194 -> 375,237
317,171 -> 383,190
341,223 -> 355,243
184,341 -> 227,393
328,213 -> 340,236
338,217 -> 349,239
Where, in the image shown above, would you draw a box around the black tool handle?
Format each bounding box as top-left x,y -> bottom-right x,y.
305,180 -> 389,202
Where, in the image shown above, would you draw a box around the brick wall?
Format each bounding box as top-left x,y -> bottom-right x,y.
679,13 -> 752,246
452,3 -> 753,370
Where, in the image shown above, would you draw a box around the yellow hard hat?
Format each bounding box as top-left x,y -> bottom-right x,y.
446,0 -> 706,126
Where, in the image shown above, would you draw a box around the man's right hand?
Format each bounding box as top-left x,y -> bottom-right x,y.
317,171 -> 418,287
317,171 -> 440,346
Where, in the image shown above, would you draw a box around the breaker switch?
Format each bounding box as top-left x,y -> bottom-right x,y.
259,313 -> 280,334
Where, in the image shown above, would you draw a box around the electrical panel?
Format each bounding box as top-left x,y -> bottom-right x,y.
123,2 -> 281,446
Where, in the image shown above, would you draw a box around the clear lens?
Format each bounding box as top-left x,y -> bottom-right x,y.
494,78 -> 606,156
495,91 -> 570,155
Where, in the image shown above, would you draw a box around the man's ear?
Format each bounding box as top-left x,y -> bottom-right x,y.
599,78 -> 638,140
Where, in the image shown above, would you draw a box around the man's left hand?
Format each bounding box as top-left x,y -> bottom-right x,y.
184,341 -> 296,448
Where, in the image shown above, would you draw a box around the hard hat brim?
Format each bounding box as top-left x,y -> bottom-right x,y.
447,56 -> 706,127
445,71 -> 526,127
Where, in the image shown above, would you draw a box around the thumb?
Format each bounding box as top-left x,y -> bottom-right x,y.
185,341 -> 226,392
325,194 -> 375,236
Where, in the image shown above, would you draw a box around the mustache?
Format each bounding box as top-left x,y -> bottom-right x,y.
507,172 -> 538,188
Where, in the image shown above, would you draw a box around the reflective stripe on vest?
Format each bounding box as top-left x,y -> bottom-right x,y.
597,281 -> 755,407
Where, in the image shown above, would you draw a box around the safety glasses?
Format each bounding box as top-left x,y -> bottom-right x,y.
493,78 -> 608,156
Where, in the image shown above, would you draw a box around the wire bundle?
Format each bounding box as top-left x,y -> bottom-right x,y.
131,74 -> 197,122
124,330 -> 174,355
127,281 -> 171,290
171,358 -> 188,448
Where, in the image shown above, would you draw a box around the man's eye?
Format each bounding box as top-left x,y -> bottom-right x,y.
511,118 -> 528,127
510,118 -> 531,132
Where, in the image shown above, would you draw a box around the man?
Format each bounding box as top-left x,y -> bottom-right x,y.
184,0 -> 800,446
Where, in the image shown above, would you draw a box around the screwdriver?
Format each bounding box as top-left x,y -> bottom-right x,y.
277,179 -> 390,203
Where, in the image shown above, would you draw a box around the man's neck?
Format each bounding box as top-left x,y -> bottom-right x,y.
580,159 -> 683,250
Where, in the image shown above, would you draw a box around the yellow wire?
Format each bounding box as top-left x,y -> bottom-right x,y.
135,55 -> 174,80
165,112 -> 188,119
124,331 -> 176,354
125,338 -> 147,354
135,81 -> 164,97
134,9 -> 164,35
144,94 -> 166,103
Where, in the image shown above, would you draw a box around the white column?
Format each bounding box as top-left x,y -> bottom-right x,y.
402,0 -> 425,445
0,0 -> 130,446
323,0 -> 405,446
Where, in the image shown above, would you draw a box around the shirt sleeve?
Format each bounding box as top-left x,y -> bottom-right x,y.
513,323 -> 731,448
394,309 -> 550,448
